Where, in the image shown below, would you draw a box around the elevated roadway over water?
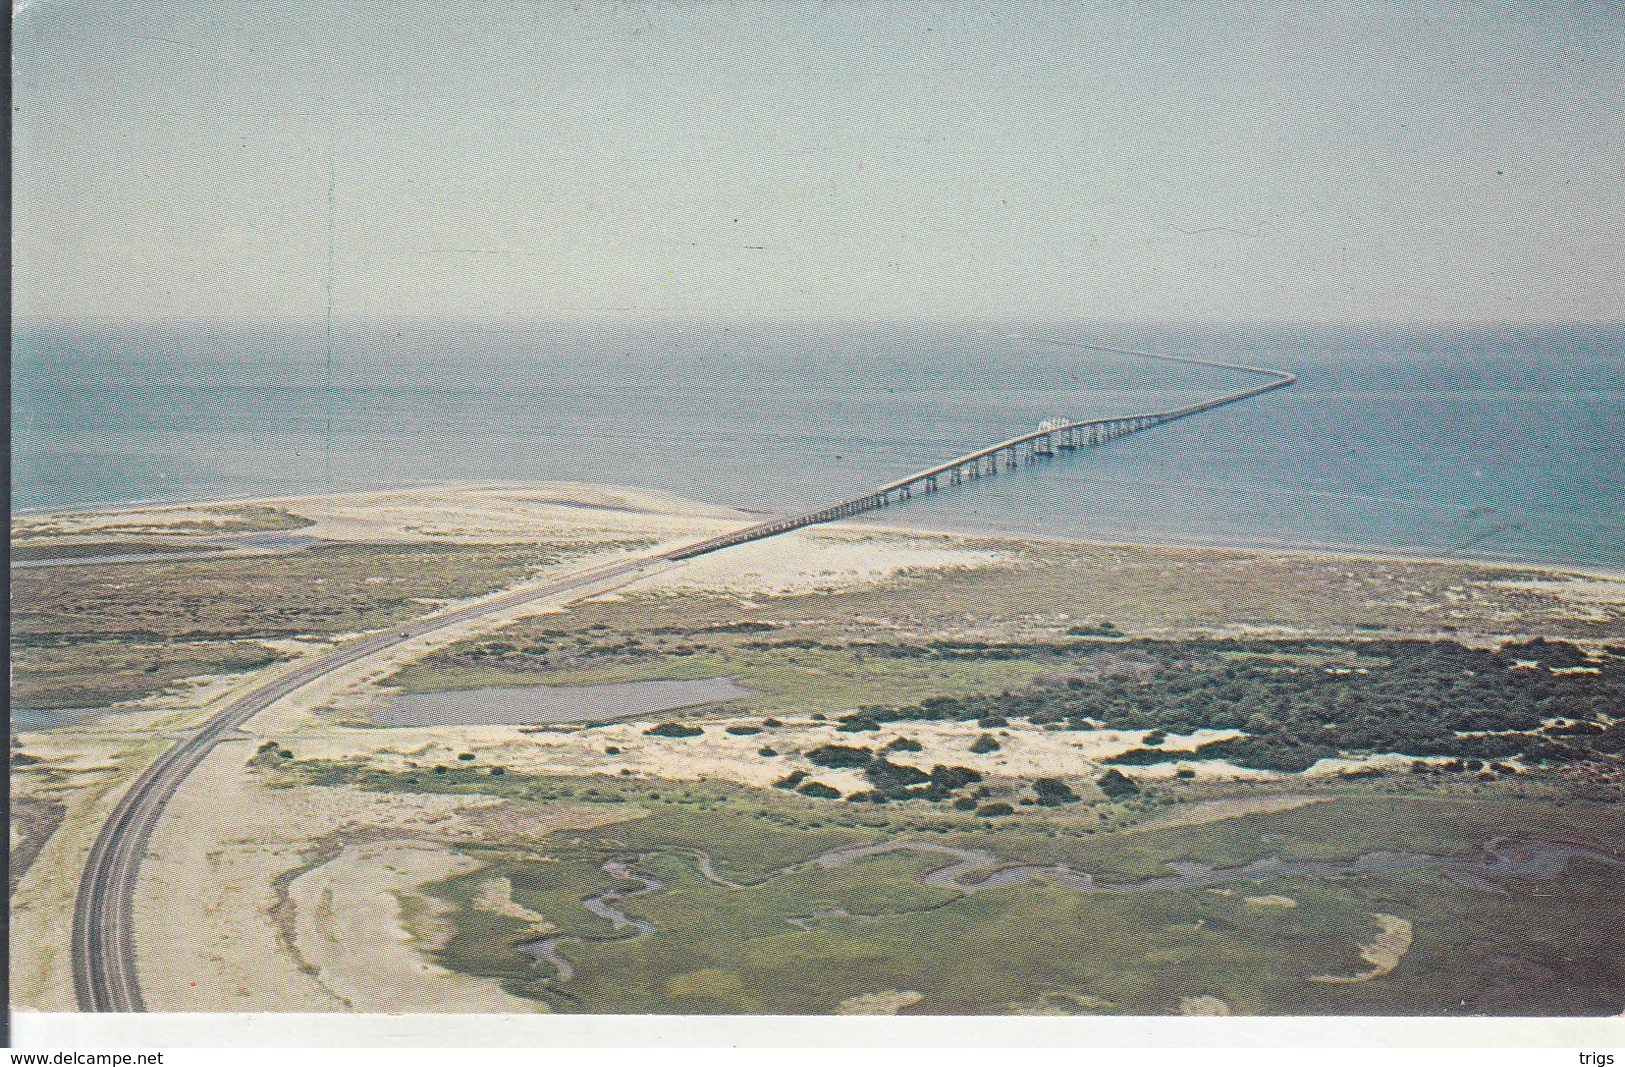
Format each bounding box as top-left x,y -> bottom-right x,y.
671,343 -> 1295,560
72,344 -> 1293,1012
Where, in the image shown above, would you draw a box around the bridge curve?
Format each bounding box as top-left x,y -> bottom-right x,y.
671,344 -> 1295,560
71,340 -> 1294,1012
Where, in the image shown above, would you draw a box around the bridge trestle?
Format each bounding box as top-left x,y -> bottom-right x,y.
668,358 -> 1293,565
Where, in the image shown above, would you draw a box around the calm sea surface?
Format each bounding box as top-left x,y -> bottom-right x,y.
12,322 -> 1624,567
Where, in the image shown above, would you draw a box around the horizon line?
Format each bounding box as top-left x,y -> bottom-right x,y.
12,315 -> 1625,332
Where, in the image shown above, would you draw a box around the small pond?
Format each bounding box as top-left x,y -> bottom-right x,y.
11,706 -> 109,730
369,677 -> 755,727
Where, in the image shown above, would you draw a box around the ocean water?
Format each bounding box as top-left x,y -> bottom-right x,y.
12,322 -> 1624,567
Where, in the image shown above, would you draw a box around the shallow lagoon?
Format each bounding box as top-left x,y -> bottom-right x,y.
10,706 -> 107,730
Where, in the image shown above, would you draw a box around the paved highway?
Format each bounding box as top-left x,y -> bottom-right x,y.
70,548 -> 685,1011
71,347 -> 1295,1011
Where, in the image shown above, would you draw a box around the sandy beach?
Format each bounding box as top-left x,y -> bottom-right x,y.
10,481 -> 1624,1012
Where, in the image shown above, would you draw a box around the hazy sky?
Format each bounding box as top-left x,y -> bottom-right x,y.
13,0 -> 1624,323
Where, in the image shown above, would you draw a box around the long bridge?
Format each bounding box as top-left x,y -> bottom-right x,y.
71,342 -> 1294,1012
672,343 -> 1295,560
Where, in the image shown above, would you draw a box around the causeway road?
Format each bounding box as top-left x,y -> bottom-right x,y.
70,547 -> 689,1011
71,347 -> 1296,1012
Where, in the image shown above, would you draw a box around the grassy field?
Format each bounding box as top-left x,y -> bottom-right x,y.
379,544 -> 1625,722
11,496 -> 316,532
16,499 -> 1619,1012
386,638 -> 1055,717
542,859 -> 1622,1015
419,543 -> 1622,645
10,640 -> 292,711
376,582 -> 1624,796
277,758 -> 1625,1014
9,541 -> 597,710
12,504 -> 314,539
10,540 -> 228,561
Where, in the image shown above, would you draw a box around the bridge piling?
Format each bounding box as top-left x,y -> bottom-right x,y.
663,349 -> 1293,567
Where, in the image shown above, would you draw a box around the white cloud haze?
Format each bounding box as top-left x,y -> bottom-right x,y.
12,1 -> 1625,323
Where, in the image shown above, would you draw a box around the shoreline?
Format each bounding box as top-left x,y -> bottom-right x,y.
14,479 -> 1623,583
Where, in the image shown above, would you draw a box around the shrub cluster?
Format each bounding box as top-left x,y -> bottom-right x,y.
1097,769 -> 1140,797
806,744 -> 874,768
834,637 -> 1621,772
793,742 -> 987,805
644,722 -> 705,738
1032,777 -> 1079,805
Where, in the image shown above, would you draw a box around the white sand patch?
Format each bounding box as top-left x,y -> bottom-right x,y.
1244,895 -> 1298,908
1179,995 -> 1232,1015
1124,750 -> 1423,782
1129,795 -> 1328,833
1008,992 -> 1114,1014
837,990 -> 925,1015
1301,753 -> 1422,776
7,734 -> 171,1010
1493,577 -> 1625,606
17,484 -> 744,546
134,742 -> 488,1011
1309,914 -> 1414,984
265,483 -> 746,546
277,721 -> 1255,795
287,840 -> 543,1013
473,877 -> 554,934
131,739 -> 638,1012
625,525 -> 1011,597
258,638 -> 332,657
397,716 -> 1421,793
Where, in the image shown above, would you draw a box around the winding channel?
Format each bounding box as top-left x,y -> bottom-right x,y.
518,861 -> 663,980
514,837 -> 1624,982
72,342 -> 1297,1012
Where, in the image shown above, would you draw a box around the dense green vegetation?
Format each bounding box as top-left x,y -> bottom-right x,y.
1097,769 -> 1140,798
387,595 -> 1621,784
793,743 -> 987,804
969,733 -> 1002,754
645,723 -> 704,738
823,637 -> 1623,780
282,757 -> 1625,1015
